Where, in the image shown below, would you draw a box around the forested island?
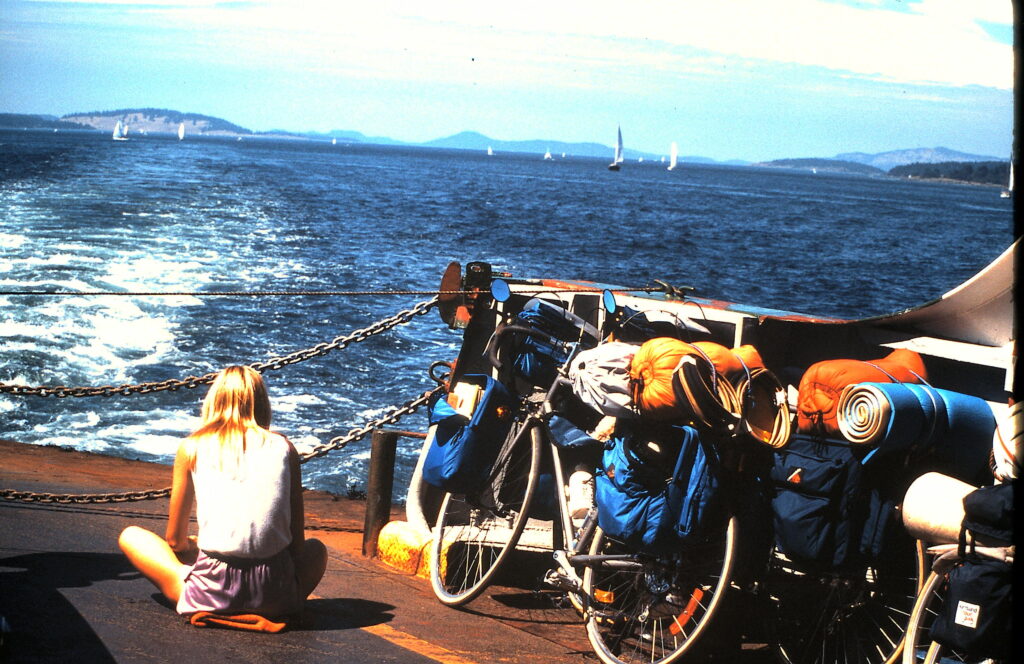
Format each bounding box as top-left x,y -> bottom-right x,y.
755,158 -> 884,176
889,161 -> 1010,186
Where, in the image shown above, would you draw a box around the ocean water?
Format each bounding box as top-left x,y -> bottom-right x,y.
0,130 -> 1014,499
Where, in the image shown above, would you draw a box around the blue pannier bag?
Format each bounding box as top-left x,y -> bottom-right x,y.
769,435 -> 866,569
595,425 -> 721,552
422,375 -> 515,494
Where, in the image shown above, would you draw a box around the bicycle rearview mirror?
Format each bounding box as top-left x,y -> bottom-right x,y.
602,289 -> 617,314
491,278 -> 511,303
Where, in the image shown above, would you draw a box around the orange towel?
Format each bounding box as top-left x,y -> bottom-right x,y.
796,348 -> 927,436
189,611 -> 287,633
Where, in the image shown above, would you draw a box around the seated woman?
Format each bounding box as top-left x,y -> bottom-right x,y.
119,365 -> 327,619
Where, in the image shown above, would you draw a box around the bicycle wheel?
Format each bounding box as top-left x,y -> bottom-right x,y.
766,534 -> 926,664
429,419 -> 543,606
581,516 -> 737,664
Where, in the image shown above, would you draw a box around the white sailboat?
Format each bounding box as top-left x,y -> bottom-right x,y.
487,146 -> 494,156
1000,162 -> 1014,198
332,138 -> 337,145
667,142 -> 678,171
177,122 -> 185,141
608,125 -> 623,171
112,120 -> 128,141
543,148 -> 553,160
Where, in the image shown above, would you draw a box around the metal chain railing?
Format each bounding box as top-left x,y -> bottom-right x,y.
0,297 -> 439,397
0,385 -> 443,504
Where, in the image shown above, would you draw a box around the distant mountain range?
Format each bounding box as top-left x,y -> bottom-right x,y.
0,109 -> 1004,170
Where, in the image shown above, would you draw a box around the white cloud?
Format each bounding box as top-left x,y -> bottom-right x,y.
19,0 -> 1014,89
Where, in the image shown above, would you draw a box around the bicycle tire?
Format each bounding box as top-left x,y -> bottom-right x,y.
766,534 -> 926,664
429,419 -> 543,606
581,517 -> 738,664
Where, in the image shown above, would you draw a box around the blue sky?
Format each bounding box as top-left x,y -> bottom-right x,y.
0,0 -> 1014,161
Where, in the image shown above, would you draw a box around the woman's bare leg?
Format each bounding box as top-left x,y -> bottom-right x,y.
294,538 -> 327,599
118,526 -> 192,603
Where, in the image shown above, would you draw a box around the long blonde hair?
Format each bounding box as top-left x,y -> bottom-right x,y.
188,365 -> 272,472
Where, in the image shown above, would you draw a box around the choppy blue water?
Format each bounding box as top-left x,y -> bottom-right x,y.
0,129 -> 1014,498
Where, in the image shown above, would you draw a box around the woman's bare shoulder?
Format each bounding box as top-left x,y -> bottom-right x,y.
261,430 -> 297,455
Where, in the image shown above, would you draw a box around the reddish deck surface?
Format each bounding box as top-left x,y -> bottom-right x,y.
0,439 -> 771,663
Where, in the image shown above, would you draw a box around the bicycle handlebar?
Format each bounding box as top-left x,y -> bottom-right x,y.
484,323 -> 565,370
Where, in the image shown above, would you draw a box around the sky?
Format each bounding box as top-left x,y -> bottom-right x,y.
0,0 -> 1015,162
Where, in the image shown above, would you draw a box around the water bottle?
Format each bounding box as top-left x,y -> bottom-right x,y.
568,464 -> 594,520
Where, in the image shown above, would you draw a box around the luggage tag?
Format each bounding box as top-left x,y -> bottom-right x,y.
448,382 -> 484,419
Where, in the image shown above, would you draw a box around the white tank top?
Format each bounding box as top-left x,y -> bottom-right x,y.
192,432 -> 292,559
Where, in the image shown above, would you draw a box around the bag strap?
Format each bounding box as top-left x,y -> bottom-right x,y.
957,516 -> 977,559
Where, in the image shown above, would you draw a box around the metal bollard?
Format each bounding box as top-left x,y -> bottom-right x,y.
362,429 -> 399,557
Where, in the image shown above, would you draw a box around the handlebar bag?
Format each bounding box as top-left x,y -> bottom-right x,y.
595,425 -> 720,552
422,375 -> 515,494
509,299 -> 596,387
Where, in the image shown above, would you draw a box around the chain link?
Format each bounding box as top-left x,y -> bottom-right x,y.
1,385 -> 443,504
0,297 -> 438,397
0,487 -> 171,504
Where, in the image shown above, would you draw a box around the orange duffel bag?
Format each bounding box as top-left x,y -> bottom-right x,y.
629,337 -> 694,419
796,348 -> 927,436
629,338 -> 764,422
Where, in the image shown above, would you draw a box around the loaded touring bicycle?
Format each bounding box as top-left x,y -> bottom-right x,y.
407,242 -> 1016,664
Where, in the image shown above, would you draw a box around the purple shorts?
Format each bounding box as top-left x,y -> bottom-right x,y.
176,547 -> 302,617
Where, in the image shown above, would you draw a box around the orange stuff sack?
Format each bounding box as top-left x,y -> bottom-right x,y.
796,348 -> 927,436
692,342 -> 765,382
630,337 -> 693,419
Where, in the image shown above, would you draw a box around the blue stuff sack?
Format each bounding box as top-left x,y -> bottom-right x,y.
770,435 -> 866,569
511,299 -> 597,386
422,375 -> 515,494
595,426 -> 720,552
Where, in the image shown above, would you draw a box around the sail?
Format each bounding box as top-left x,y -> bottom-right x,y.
544,149 -> 553,160
178,123 -> 185,140
608,125 -> 624,170
487,146 -> 493,156
112,120 -> 127,141
668,142 -> 678,170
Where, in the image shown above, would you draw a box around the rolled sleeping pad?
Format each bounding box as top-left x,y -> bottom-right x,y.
992,399 -> 1022,481
672,354 -> 741,433
735,367 -> 791,449
902,471 -> 975,544
837,382 -> 996,482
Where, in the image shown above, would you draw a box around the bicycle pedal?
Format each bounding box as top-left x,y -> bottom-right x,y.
542,569 -> 580,593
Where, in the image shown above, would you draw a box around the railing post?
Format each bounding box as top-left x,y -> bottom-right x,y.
362,429 -> 398,557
